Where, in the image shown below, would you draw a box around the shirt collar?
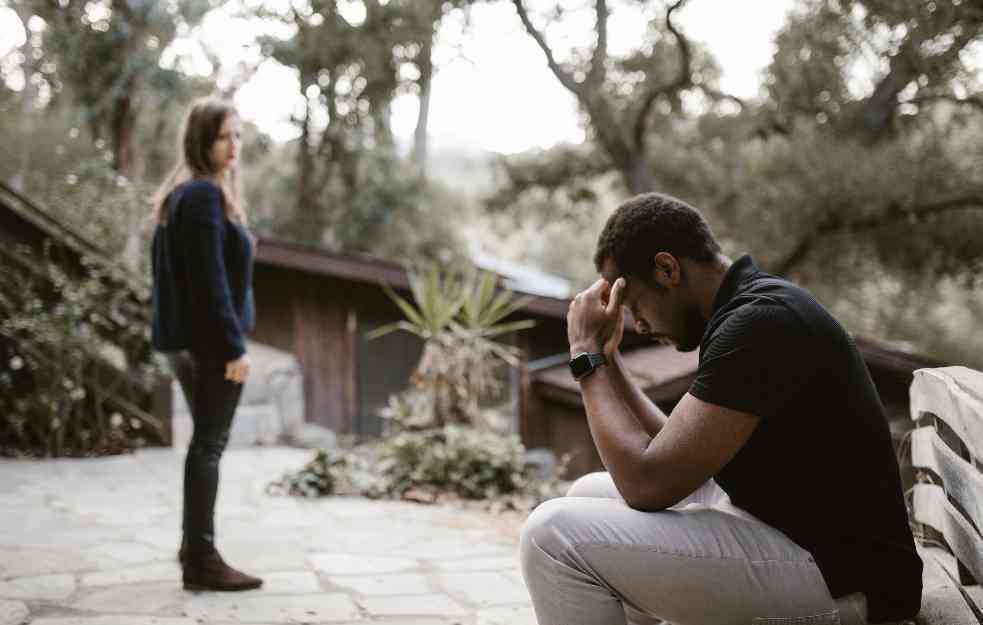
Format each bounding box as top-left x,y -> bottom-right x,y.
709,254 -> 759,317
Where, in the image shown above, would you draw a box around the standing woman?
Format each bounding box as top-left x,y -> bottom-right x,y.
151,98 -> 261,591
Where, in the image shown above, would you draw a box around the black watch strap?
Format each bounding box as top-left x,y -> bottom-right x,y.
569,351 -> 608,381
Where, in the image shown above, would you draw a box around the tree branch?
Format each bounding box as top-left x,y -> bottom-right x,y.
906,93 -> 983,115
696,84 -> 746,113
511,0 -> 583,97
632,0 -> 692,151
586,0 -> 608,86
851,14 -> 983,144
511,0 -> 633,173
774,194 -> 983,275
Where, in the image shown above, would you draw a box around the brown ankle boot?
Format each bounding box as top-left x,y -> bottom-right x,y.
182,548 -> 263,592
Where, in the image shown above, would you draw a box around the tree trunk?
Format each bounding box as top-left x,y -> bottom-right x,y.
373,101 -> 395,153
111,91 -> 136,177
850,54 -> 917,145
11,6 -> 36,192
412,24 -> 434,178
625,154 -> 656,195
850,18 -> 982,145
112,89 -> 145,271
297,90 -> 314,215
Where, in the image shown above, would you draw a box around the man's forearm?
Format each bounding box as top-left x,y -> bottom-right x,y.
609,350 -> 669,437
579,365 -> 653,503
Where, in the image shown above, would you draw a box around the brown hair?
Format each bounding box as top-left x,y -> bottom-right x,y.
152,98 -> 246,224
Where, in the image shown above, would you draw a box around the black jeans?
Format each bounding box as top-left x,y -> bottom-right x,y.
168,351 -> 243,551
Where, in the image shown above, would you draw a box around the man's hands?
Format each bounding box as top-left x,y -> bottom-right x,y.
225,354 -> 250,384
567,277 -> 626,358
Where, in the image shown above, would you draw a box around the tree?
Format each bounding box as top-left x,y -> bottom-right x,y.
259,0 -> 409,245
842,0 -> 983,144
405,0 -> 479,177
256,0 -> 470,260
501,0 -> 983,277
20,0 -> 212,177
754,0 -> 983,276
493,0 -> 983,365
511,0 -> 737,194
11,0 -> 213,268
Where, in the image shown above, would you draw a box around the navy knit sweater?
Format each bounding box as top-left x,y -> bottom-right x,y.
151,179 -> 254,361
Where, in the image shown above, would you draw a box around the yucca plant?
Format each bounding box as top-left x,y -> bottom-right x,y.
369,263 -> 469,341
369,263 -> 535,429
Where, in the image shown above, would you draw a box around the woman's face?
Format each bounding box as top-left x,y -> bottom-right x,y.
208,114 -> 241,175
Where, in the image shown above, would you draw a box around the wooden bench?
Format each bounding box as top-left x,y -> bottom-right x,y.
908,366 -> 983,624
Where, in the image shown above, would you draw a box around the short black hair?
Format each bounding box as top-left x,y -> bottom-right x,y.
594,192 -> 721,280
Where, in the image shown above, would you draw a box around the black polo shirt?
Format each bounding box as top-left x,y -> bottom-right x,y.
689,255 -> 922,623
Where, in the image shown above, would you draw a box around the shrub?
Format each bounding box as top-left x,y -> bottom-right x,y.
0,248 -> 161,457
369,263 -> 535,428
266,426 -> 568,511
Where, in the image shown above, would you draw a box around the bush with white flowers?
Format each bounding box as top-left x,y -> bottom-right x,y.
0,249 -> 160,457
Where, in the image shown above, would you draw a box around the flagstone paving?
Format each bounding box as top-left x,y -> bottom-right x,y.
0,447 -> 537,625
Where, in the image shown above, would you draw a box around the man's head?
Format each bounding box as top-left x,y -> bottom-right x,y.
594,193 -> 722,352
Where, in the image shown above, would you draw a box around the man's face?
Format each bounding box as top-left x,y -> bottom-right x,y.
601,257 -> 706,352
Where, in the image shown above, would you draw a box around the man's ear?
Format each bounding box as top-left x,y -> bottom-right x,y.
652,252 -> 680,288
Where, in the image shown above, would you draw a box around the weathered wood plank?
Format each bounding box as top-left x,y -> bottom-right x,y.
910,367 -> 983,463
292,281 -> 356,432
916,545 -> 982,625
913,483 -> 983,587
911,426 -> 983,538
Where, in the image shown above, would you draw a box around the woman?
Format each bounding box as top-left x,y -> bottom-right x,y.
150,98 -> 261,591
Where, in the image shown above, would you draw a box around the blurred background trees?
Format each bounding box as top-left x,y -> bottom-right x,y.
494,0 -> 983,365
0,0 -> 981,365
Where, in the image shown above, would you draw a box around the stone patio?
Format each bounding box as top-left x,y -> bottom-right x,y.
0,447 -> 537,625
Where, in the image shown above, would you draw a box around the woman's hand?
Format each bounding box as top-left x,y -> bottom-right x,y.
225,354 -> 250,384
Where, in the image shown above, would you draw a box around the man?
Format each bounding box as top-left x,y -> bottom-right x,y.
519,193 -> 922,625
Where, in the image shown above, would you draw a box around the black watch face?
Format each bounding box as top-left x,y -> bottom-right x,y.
570,354 -> 592,379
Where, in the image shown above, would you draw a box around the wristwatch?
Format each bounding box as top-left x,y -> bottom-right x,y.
569,351 -> 608,381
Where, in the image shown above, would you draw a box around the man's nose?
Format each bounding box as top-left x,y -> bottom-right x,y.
634,319 -> 649,334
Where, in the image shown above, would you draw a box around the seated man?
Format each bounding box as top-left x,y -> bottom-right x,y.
519,193 -> 922,625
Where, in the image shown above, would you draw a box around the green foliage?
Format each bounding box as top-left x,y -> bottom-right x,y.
0,249 -> 159,457
266,426 -> 567,510
14,0 -> 214,175
265,448 -> 349,498
764,2 -> 858,124
486,144 -> 614,225
370,263 -> 468,340
375,426 -> 541,500
369,263 -> 534,428
0,77 -> 217,272
489,0 -> 983,367
0,103 -> 140,254
722,118 -> 983,282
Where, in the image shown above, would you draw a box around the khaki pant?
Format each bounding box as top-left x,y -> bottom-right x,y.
520,472 -> 873,625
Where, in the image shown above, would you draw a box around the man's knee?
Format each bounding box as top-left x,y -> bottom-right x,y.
520,496 -> 591,570
565,471 -> 620,498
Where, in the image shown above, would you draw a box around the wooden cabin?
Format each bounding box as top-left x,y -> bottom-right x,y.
251,237 -> 569,437
250,237 -> 942,478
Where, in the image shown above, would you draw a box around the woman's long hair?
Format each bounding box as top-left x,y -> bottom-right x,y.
152,98 -> 246,224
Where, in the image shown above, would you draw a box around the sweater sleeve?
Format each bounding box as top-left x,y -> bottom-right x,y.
181,181 -> 246,361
